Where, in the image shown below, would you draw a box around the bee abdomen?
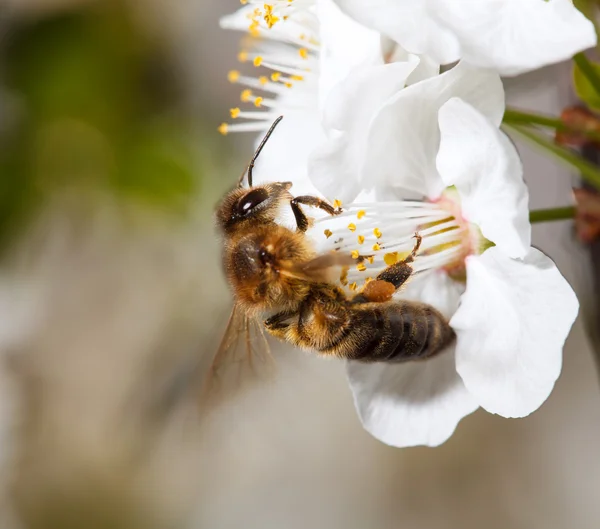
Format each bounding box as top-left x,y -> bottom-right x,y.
352,301 -> 455,363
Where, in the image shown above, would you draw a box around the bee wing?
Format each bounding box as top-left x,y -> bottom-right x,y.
201,303 -> 275,405
279,252 -> 356,283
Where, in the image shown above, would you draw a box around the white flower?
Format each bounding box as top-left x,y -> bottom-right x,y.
333,0 -> 597,75
218,0 -> 436,193
311,63 -> 579,447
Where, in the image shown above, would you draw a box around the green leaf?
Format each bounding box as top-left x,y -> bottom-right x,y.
574,53 -> 600,112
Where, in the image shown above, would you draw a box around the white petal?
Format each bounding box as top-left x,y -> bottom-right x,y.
253,107 -> 325,198
400,270 -> 464,319
346,349 -> 479,448
333,0 -> 461,64
347,271 -> 476,448
219,6 -> 254,32
453,247 -> 579,418
308,58 -> 420,201
432,0 -> 597,76
318,0 -> 383,111
364,62 -> 504,199
437,98 -> 530,258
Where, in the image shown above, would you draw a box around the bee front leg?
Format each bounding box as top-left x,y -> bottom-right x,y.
290,195 -> 341,232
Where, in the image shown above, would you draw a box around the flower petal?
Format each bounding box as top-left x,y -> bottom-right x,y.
346,271 -> 476,448
346,349 -> 478,448
318,0 -> 383,110
437,97 -> 530,258
253,106 -> 325,198
453,247 -> 579,418
308,57 -> 421,202
432,0 -> 597,76
333,0 -> 461,64
364,62 -> 504,199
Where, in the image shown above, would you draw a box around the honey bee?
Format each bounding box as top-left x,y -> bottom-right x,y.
211,117 -> 454,379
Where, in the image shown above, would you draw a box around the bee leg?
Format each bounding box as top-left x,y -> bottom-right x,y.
376,233 -> 422,290
290,195 -> 341,232
264,310 -> 297,339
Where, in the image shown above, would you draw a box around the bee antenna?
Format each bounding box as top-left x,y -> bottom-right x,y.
238,115 -> 284,188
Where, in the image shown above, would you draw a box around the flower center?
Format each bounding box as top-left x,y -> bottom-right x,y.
315,190 -> 482,291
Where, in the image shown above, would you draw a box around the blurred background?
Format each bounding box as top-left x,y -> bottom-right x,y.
0,1 -> 599,529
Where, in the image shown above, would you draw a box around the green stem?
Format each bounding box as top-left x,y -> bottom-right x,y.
503,123 -> 600,190
574,52 -> 600,96
503,108 -> 600,143
529,207 -> 575,223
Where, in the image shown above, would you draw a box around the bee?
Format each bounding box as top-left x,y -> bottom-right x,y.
211,117 -> 454,378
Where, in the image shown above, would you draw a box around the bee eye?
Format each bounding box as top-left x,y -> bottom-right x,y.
236,188 -> 269,217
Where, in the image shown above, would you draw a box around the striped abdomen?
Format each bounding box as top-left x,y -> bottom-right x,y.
336,300 -> 455,363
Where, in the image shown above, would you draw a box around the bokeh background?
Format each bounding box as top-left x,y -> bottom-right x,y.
0,1 -> 599,528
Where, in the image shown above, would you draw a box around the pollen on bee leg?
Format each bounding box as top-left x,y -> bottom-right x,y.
384,252 -> 400,266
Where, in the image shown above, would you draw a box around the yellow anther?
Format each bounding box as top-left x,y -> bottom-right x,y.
218,123 -> 228,136
299,48 -> 308,59
349,282 -> 358,291
373,227 -> 382,238
333,199 -> 342,209
291,75 -> 304,81
227,70 -> 241,83
367,256 -> 375,264
230,108 -> 241,119
299,33 -> 306,40
271,72 -> 282,82
253,56 -> 263,67
285,82 -> 293,88
384,252 -> 399,266
372,243 -> 381,251
357,263 -> 367,272
357,210 -> 366,219
259,76 -> 269,86
238,51 -> 249,62
264,5 -> 280,28
357,235 -> 365,245
240,0 -> 248,4
254,97 -> 264,107
365,277 -> 373,284
241,89 -> 252,102
348,223 -> 357,232
324,229 -> 333,239
351,250 -> 359,259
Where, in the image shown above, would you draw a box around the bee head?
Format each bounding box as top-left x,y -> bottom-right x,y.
215,182 -> 293,233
